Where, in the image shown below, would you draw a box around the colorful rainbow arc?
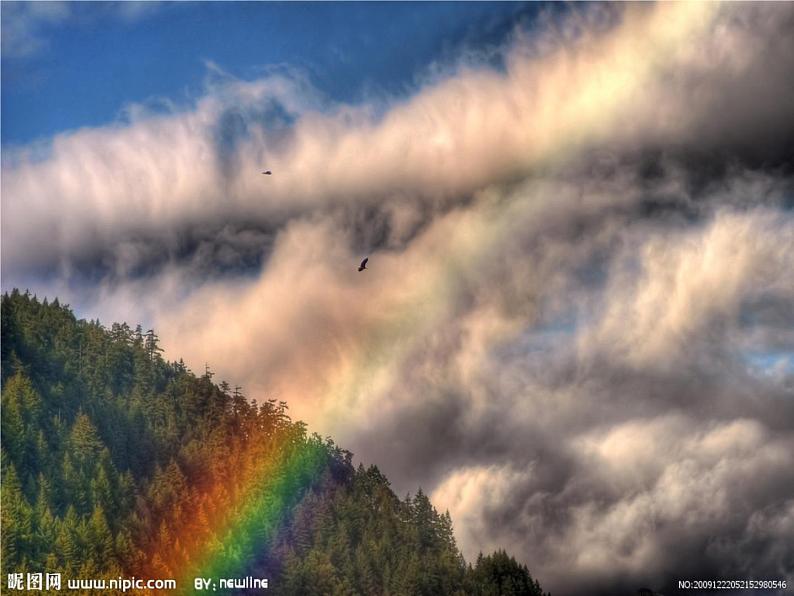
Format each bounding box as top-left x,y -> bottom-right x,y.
181,440 -> 328,589
153,3 -> 721,592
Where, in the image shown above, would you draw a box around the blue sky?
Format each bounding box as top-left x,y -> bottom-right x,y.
2,1 -> 537,146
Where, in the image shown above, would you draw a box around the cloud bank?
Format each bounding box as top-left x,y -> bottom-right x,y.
3,3 -> 794,594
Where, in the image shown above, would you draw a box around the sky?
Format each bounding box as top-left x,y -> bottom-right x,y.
3,2 -> 794,595
2,1 -> 534,145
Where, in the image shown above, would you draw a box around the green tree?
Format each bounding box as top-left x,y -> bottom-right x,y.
1,462 -> 34,572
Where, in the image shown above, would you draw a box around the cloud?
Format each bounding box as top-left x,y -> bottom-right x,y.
1,1 -> 70,58
3,3 -> 794,594
1,1 -> 164,59
432,416 -> 794,594
114,1 -> 162,24
581,210 -> 794,371
6,3 -> 793,279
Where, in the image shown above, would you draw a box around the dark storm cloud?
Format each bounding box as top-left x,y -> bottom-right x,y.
339,164 -> 794,593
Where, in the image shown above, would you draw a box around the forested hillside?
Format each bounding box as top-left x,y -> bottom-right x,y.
1,290 -> 546,595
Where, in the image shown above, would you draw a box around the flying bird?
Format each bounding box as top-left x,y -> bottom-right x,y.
262,170 -> 272,175
358,257 -> 368,272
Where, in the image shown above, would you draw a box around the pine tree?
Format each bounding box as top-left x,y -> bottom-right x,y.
55,506 -> 81,571
69,413 -> 105,463
1,462 -> 34,571
88,505 -> 115,569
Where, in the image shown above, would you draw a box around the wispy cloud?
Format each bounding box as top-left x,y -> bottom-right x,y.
1,1 -> 70,58
1,0 -> 163,59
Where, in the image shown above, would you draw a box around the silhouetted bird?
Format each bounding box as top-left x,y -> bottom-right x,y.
358,257 -> 368,272
262,170 -> 272,175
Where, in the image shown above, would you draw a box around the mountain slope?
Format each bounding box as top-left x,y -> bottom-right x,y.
1,290 -> 546,595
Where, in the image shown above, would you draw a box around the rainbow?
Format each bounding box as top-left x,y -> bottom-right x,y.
141,3 -> 724,592
265,0 -> 723,433
182,441 -> 327,588
138,419 -> 331,593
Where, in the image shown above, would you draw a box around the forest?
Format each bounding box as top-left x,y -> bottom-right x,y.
1,290 -> 546,595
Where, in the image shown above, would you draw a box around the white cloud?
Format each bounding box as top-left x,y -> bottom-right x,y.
580,210 -> 794,370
